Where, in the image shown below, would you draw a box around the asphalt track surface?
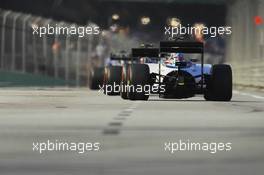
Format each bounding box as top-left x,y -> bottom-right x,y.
0,88 -> 263,175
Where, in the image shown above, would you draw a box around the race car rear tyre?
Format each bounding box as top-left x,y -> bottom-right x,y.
104,66 -> 122,96
127,64 -> 150,101
120,64 -> 130,99
204,64 -> 232,101
89,67 -> 104,90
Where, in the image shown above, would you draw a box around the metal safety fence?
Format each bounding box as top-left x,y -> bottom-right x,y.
226,0 -> 264,88
0,9 -> 139,87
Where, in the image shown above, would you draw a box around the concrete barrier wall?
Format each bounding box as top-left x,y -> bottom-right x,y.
226,0 -> 264,88
0,9 -> 139,87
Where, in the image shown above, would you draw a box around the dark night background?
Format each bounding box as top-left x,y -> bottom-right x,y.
0,0 -> 227,30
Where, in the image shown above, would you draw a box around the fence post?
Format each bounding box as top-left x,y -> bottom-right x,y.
11,13 -> 21,71
43,19 -> 51,75
260,29 -> 264,60
87,35 -> 93,85
22,15 -> 31,73
65,33 -> 70,83
32,17 -> 41,74
76,37 -> 81,87
1,11 -> 11,69
54,34 -> 59,78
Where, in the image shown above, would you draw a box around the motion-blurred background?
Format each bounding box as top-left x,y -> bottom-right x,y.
0,0 -> 263,88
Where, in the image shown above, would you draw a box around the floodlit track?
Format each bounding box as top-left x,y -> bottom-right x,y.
0,88 -> 263,175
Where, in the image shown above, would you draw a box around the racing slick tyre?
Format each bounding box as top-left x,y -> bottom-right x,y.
120,64 -> 130,99
127,64 -> 150,101
204,64 -> 232,101
104,66 -> 122,96
89,67 -> 104,90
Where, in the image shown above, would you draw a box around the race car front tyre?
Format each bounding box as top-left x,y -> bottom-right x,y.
104,66 -> 122,96
120,64 -> 130,99
89,67 -> 104,90
204,64 -> 232,101
127,64 -> 150,101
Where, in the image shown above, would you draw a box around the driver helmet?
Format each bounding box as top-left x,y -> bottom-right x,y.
173,53 -> 184,62
164,53 -> 184,65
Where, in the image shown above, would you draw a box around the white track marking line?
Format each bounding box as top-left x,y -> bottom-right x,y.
233,90 -> 264,100
103,101 -> 141,135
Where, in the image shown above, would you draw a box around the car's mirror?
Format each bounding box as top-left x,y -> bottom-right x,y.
160,53 -> 169,57
190,58 -> 198,62
175,62 -> 187,67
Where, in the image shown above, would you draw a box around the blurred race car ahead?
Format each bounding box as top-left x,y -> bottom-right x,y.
88,50 -> 129,92
89,41 -> 232,101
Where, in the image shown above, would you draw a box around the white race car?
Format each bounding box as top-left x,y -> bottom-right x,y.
120,41 -> 232,101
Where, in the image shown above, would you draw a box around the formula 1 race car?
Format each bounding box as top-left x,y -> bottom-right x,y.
102,52 -> 131,95
89,67 -> 104,90
119,41 -> 232,101
88,51 -> 129,95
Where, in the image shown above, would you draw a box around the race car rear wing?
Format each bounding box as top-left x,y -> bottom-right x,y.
159,41 -> 203,53
110,53 -> 131,61
131,48 -> 159,57
160,41 -> 203,47
158,41 -> 205,95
